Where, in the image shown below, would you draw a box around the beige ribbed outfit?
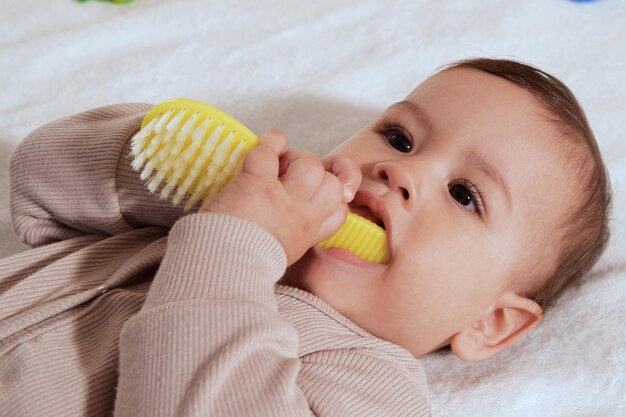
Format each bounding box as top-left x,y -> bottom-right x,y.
0,104 -> 431,416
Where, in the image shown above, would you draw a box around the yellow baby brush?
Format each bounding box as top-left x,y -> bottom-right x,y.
130,98 -> 389,264
130,99 -> 258,210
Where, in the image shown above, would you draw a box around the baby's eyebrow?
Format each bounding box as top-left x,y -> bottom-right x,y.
390,101 -> 433,132
465,149 -> 513,213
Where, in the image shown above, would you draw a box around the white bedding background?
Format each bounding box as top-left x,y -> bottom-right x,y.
0,1 -> 624,415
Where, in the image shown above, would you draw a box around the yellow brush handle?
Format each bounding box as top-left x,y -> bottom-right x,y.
318,212 -> 389,264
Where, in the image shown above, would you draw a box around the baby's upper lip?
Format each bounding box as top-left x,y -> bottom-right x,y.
351,190 -> 393,259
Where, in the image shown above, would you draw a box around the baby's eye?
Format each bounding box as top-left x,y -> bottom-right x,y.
449,182 -> 482,215
385,130 -> 413,153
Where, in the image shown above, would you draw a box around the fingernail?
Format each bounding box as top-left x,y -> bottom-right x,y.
343,185 -> 355,201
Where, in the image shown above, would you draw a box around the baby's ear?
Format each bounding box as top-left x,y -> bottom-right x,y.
449,292 -> 543,362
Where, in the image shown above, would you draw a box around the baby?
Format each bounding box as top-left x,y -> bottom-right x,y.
0,58 -> 612,417
279,58 -> 613,359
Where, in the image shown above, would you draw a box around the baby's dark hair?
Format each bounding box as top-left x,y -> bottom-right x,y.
441,58 -> 612,312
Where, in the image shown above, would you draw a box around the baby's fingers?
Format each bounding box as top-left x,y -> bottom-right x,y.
258,129 -> 288,156
281,154 -> 325,200
318,207 -> 348,243
322,154 -> 362,202
242,129 -> 288,178
311,171 -> 347,240
242,144 -> 280,178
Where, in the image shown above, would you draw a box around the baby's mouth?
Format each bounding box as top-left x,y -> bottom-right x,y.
348,202 -> 386,230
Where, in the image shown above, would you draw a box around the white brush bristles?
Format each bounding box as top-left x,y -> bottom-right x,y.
130,107 -> 252,211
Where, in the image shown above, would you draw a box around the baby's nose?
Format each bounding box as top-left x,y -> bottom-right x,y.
372,162 -> 412,201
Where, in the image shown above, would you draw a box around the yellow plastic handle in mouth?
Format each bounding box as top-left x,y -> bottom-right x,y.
318,212 -> 389,264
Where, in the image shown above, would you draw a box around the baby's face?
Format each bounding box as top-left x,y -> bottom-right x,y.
281,68 -> 574,357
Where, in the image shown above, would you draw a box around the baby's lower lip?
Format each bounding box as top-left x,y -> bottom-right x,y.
320,246 -> 382,268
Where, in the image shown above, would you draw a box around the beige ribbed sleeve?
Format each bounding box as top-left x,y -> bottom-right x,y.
114,212 -> 312,417
9,103 -> 196,248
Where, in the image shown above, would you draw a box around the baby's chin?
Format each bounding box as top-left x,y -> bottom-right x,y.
279,245 -> 386,304
278,248 -> 341,295
281,247 -> 394,344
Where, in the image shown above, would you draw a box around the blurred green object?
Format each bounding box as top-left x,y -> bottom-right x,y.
76,0 -> 135,3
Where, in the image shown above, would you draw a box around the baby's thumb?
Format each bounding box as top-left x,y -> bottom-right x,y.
317,207 -> 348,243
322,155 -> 361,202
258,128 -> 288,157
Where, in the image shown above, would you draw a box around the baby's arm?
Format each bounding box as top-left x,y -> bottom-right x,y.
114,213 -> 310,416
9,104 -> 192,248
116,211 -> 429,416
114,131 -> 382,416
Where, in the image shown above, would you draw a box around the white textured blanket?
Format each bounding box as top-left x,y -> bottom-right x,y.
0,1 -> 624,416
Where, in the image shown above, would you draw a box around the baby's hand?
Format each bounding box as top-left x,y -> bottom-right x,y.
198,129 -> 357,266
321,153 -> 362,203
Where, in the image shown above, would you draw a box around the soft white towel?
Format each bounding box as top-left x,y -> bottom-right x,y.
0,1 -> 624,415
